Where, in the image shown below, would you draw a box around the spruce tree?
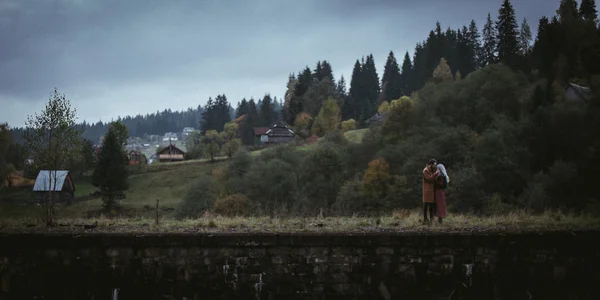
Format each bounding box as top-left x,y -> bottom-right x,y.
381,51 -> 402,101
412,43 -> 427,90
468,20 -> 483,69
259,94 -> 275,127
284,74 -> 301,125
346,60 -> 363,121
92,127 -> 129,212
455,28 -> 473,75
240,99 -> 259,145
579,0 -> 598,23
519,18 -> 532,56
361,54 -> 380,123
320,60 -> 334,81
236,98 -> 249,118
313,61 -> 323,81
496,0 -> 520,68
336,75 -> 347,97
400,52 -> 413,96
482,13 -> 497,66
302,77 -> 338,117
557,0 -> 580,24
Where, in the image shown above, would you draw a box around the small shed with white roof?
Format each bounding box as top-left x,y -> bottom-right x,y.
33,170 -> 76,204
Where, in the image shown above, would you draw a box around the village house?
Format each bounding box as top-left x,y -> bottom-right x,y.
253,124 -> 297,146
156,143 -> 186,163
33,170 -> 76,204
127,150 -> 147,165
564,82 -> 591,103
182,127 -> 195,137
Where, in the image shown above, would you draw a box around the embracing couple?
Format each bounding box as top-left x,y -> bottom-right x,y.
422,158 -> 450,225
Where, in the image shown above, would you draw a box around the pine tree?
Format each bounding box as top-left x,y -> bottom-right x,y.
468,20 -> 483,69
519,18 -> 532,56
236,98 -> 249,118
558,0 -> 580,24
412,43 -> 427,90
284,74 -> 301,125
320,60 -> 334,81
336,76 -> 347,97
240,99 -> 259,145
302,77 -> 338,117
92,126 -> 129,212
259,94 -> 276,127
313,61 -> 323,81
579,0 -> 598,23
361,54 -> 380,123
455,28 -> 474,75
496,0 -> 520,68
400,52 -> 413,96
381,51 -> 402,102
482,13 -> 497,66
345,60 -> 363,121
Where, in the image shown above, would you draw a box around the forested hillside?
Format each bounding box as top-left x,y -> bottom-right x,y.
175,0 -> 600,217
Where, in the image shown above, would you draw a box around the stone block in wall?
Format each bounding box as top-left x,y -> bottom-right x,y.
375,247 -> 394,256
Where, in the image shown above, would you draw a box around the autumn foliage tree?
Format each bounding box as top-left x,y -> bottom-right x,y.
341,119 -> 356,132
311,97 -> 341,137
433,57 -> 454,82
220,122 -> 242,158
202,130 -> 223,161
293,112 -> 313,138
360,158 -> 392,213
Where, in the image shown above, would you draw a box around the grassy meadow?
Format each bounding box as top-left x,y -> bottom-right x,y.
1,128 -> 599,233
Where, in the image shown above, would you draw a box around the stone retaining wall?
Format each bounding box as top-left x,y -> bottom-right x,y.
0,231 -> 599,299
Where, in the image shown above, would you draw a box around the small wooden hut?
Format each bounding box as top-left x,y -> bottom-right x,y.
127,150 -> 147,165
32,170 -> 75,204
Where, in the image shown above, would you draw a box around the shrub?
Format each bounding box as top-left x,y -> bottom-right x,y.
213,194 -> 250,217
227,150 -> 252,178
299,143 -> 347,214
333,178 -> 363,216
341,119 -> 356,131
322,130 -> 348,146
359,158 -> 392,212
378,101 -> 390,114
482,193 -> 515,215
519,161 -> 579,212
242,158 -> 298,215
175,175 -> 215,219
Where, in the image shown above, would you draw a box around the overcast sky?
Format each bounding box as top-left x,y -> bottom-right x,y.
1,0 -> 560,128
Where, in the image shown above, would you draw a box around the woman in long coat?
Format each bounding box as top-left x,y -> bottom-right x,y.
434,164 -> 449,224
422,159 -> 439,224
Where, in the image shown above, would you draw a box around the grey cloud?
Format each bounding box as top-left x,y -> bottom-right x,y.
1,0 -> 560,127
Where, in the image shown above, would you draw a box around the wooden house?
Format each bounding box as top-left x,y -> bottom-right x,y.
33,170 -> 75,204
156,144 -> 186,163
127,150 -> 147,165
564,83 -> 591,103
253,124 -> 296,146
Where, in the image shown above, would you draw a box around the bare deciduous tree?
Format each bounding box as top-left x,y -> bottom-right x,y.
24,88 -> 82,225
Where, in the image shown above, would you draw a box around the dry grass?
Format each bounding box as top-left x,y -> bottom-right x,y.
0,159 -> 227,220
1,209 -> 598,234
